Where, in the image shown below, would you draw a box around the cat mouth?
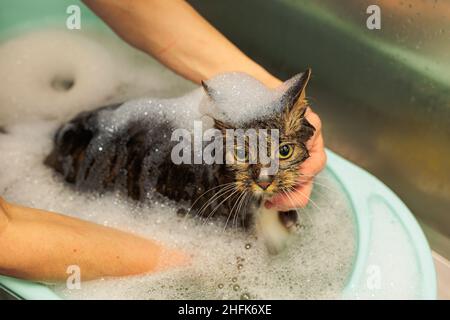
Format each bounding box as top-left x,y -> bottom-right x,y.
252,183 -> 275,195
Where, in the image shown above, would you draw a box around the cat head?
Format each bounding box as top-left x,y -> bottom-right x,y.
201,69 -> 315,199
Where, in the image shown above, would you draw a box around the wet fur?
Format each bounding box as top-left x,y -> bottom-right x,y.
45,70 -> 315,253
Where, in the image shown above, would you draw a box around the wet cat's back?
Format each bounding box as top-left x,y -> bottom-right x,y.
44,98 -> 224,203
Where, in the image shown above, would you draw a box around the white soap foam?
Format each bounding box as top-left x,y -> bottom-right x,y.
201,73 -> 286,126
96,88 -> 206,137
0,28 -> 356,299
93,70 -> 296,139
0,28 -> 195,126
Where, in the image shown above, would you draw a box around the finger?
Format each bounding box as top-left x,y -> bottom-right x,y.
304,109 -> 322,147
305,129 -> 323,156
305,109 -> 322,133
300,135 -> 326,177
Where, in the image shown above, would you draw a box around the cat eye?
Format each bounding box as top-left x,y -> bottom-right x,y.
234,147 -> 248,162
278,144 -> 294,159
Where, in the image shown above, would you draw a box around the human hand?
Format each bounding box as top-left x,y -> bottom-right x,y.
266,107 -> 326,210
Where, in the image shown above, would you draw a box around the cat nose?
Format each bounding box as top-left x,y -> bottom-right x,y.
257,181 -> 271,190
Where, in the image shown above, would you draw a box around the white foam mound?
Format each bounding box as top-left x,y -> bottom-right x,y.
95,71 -> 294,137
0,29 -> 195,126
0,28 -> 356,300
201,72 -> 286,125
96,88 -> 206,137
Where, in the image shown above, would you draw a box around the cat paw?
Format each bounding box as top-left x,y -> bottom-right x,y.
278,210 -> 301,233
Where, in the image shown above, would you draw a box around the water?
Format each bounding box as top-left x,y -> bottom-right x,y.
0,28 -> 356,299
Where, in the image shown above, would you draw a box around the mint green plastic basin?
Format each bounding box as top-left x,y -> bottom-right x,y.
0,0 -> 436,299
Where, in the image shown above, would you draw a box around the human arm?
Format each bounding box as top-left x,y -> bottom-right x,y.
82,0 -> 280,88
0,197 -> 186,282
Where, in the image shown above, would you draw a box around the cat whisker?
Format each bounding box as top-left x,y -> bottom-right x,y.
298,173 -> 337,185
281,190 -> 302,225
201,187 -> 239,226
195,187 -> 236,222
296,177 -> 340,196
186,182 -> 235,217
285,185 -> 322,211
181,185 -> 236,230
239,192 -> 252,230
282,190 -> 313,229
294,176 -> 341,210
306,185 -> 337,204
281,190 -> 300,217
233,193 -> 247,230
222,190 -> 245,232
188,184 -> 235,221
310,181 -> 339,194
227,191 -> 246,231
233,191 -> 249,231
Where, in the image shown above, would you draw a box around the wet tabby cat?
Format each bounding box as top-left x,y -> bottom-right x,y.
45,69 -> 315,253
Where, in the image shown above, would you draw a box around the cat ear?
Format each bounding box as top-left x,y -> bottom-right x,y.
281,69 -> 313,135
281,68 -> 311,114
213,118 -> 233,132
201,80 -> 218,100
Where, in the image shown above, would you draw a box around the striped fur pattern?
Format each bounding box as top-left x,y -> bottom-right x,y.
45,70 -> 315,253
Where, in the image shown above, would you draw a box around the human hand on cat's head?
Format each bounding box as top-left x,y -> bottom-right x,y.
265,108 -> 326,210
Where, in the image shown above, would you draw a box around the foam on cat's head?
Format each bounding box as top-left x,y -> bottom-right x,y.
200,71 -> 311,128
199,73 -> 282,126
